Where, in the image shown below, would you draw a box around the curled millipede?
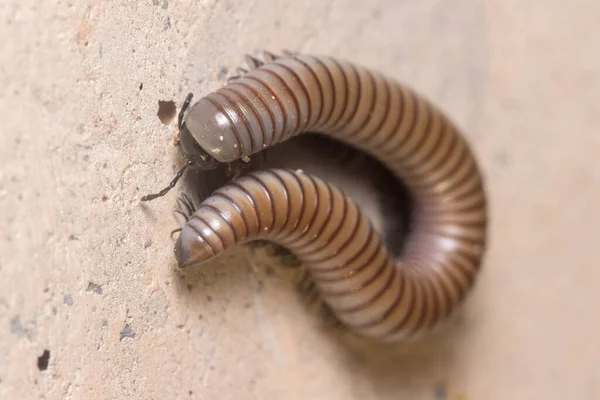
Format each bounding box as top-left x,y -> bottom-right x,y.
143,51 -> 488,342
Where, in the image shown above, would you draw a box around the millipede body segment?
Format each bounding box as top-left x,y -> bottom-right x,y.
169,52 -> 488,341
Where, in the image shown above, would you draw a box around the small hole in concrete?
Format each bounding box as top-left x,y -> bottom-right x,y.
157,100 -> 176,125
37,350 -> 50,371
139,83 -> 143,90
86,282 -> 103,295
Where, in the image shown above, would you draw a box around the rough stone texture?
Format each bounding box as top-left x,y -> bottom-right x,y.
1,0 -> 598,399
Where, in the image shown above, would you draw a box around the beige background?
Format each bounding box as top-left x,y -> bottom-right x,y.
1,0 -> 599,399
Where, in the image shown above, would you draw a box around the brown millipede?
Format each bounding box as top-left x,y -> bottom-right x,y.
143,51 -> 488,341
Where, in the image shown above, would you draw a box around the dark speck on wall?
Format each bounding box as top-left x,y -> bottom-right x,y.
120,324 -> 136,341
10,315 -> 36,340
493,150 -> 510,168
206,295 -> 212,302
10,316 -> 28,337
162,0 -> 168,9
433,382 -> 447,399
217,67 -> 228,82
86,282 -> 103,295
37,350 -> 50,371
139,83 -> 143,90
63,293 -> 73,306
186,284 -> 193,293
256,280 -> 264,293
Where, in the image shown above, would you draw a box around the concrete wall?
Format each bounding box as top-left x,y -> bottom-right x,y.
1,0 -> 598,398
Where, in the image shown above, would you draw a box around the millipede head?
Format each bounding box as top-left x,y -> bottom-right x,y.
178,124 -> 221,171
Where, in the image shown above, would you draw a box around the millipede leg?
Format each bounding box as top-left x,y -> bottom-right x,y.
316,300 -> 346,331
293,268 -> 345,330
293,268 -> 320,308
248,241 -> 301,268
260,50 -> 280,63
174,192 -> 196,221
244,54 -> 264,70
265,244 -> 301,268
229,50 -> 282,81
281,49 -> 299,59
226,159 -> 250,178
246,240 -> 272,250
227,68 -> 249,83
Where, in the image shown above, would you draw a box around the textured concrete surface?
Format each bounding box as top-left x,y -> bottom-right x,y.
1,0 -> 599,399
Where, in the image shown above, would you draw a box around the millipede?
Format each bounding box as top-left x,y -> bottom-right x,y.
142,50 -> 488,342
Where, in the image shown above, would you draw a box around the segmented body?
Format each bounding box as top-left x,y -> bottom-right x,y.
175,53 -> 488,341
